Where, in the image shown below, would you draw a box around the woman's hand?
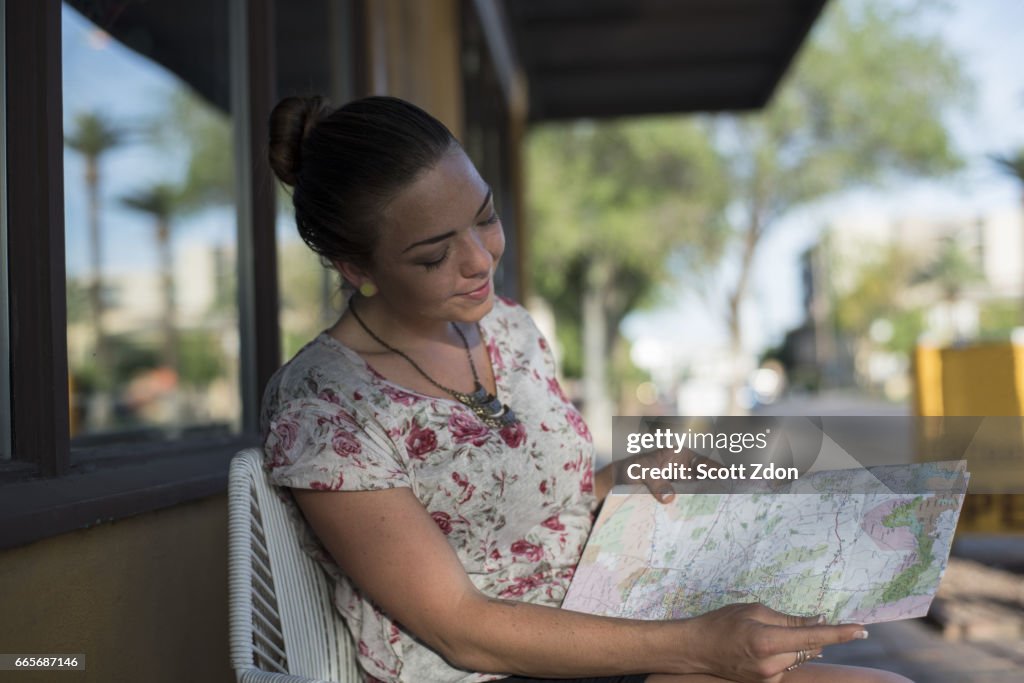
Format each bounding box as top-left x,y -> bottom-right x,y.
676,603 -> 868,683
595,448 -> 720,504
638,448 -> 720,503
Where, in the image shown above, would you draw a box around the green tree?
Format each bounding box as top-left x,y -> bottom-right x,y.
826,239 -> 925,392
144,88 -> 238,309
65,111 -> 127,400
913,235 -> 984,302
121,183 -> 185,374
912,234 -> 984,341
832,240 -> 921,351
834,244 -> 912,336
158,92 -> 240,327
526,0 -> 967,420
162,90 -> 235,210
712,0 -> 967,408
179,330 -> 226,388
117,92 -> 239,427
527,118 -> 729,437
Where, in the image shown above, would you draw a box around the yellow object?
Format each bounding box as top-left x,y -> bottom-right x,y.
912,345 -> 943,417
940,344 -> 1024,416
913,342 -> 1024,533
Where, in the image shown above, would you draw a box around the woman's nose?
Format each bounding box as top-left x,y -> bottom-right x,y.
460,229 -> 493,276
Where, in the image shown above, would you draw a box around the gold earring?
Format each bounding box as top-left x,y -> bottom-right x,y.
359,282 -> 378,297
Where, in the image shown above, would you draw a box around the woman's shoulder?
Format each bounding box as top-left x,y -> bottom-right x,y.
490,294 -> 521,314
261,333 -> 368,427
491,295 -> 552,340
484,295 -> 559,372
487,294 -> 535,330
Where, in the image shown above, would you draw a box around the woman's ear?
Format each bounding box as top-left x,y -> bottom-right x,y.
334,259 -> 373,292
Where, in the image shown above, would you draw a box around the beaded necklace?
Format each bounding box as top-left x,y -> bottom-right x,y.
348,298 -> 519,429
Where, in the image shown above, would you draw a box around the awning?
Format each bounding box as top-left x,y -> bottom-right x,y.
66,0 -> 826,121
502,0 -> 827,120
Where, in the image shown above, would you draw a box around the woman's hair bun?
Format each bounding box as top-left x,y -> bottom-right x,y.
268,96 -> 332,186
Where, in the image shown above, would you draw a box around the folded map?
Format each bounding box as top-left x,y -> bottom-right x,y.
562,461 -> 969,624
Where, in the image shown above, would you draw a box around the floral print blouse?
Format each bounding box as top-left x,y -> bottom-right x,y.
260,297 -> 598,683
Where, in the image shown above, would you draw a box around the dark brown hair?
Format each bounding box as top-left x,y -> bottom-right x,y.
267,95 -> 458,268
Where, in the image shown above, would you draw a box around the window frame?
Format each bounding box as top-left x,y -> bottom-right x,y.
462,0 -> 526,301
0,0 -> 12,463
0,0 -> 281,550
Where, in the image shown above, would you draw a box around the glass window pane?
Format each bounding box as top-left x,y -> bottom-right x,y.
461,5 -> 517,298
63,1 -> 240,444
278,206 -> 346,360
274,0 -> 355,359
0,0 -> 10,460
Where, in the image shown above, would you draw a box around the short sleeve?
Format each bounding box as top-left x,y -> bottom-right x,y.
263,397 -> 411,491
513,300 -> 560,378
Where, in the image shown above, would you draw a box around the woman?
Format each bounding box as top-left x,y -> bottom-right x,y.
261,95 -> 912,683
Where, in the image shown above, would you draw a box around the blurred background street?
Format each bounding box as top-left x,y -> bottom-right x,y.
6,1 -> 1024,681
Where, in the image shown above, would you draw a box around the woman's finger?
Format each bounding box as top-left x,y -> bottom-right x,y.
765,646 -> 825,675
685,453 -> 719,471
647,480 -> 676,503
758,621 -> 869,656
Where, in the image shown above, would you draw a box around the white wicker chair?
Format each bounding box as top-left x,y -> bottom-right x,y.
229,448 -> 362,683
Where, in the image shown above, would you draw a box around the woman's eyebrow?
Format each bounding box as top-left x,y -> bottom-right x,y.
473,187 -> 494,218
402,188 -> 493,253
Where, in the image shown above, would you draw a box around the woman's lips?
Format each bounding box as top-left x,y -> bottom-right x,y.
461,280 -> 491,300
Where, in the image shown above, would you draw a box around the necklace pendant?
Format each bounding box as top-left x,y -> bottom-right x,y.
349,298 -> 520,430
463,383 -> 519,428
468,383 -> 504,418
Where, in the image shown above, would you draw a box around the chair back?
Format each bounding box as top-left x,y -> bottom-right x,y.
229,448 -> 360,683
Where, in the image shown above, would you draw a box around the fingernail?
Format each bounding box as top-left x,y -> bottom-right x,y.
816,614 -> 826,624
814,654 -> 824,659
853,630 -> 869,640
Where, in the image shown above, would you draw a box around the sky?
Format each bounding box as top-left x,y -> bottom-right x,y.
62,6 -> 235,279
60,2 -> 1024,372
623,0 -> 1024,374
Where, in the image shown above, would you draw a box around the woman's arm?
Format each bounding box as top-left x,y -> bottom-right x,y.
293,486 -> 866,681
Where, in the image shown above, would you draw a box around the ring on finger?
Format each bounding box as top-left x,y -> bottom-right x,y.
785,649 -> 809,672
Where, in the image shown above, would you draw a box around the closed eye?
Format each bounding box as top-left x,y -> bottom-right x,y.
421,250 -> 450,270
418,211 -> 498,270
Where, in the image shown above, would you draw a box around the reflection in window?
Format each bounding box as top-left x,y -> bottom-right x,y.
63,2 -> 239,442
461,3 -> 517,298
274,0 -> 356,359
278,205 -> 346,360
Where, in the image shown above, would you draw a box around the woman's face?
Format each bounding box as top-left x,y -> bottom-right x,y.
361,147 -> 505,326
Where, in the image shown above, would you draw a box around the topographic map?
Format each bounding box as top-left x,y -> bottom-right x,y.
562,462 -> 969,624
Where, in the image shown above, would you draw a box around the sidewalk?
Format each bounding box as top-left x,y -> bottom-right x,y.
754,391 -> 911,417
822,617 -> 1024,683
824,548 -> 1024,682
